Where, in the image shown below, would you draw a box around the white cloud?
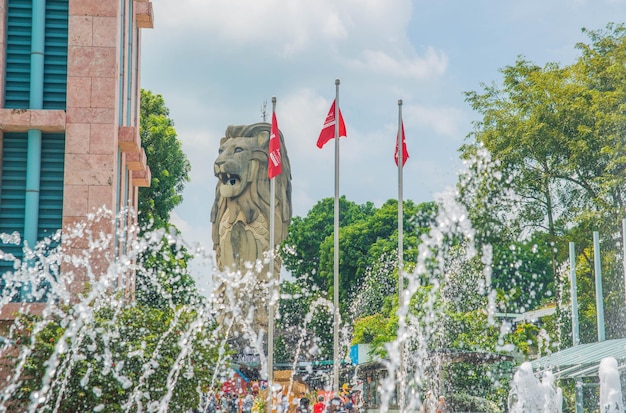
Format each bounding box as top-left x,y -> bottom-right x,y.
153,0 -> 416,59
405,104 -> 466,141
274,88 -> 333,156
155,0 -> 350,55
321,12 -> 349,40
345,47 -> 448,79
146,0 -> 626,261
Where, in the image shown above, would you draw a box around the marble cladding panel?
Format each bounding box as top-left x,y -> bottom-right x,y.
67,46 -> 117,79
93,17 -> 118,48
89,123 -> 115,155
64,154 -> 114,187
132,167 -> 151,187
0,109 -> 65,132
90,77 -> 117,109
92,107 -> 117,124
118,126 -> 140,153
0,108 -> 30,126
63,185 -> 89,216
125,148 -> 146,171
65,107 -> 91,124
66,76 -> 92,107
88,185 -> 114,212
30,110 -> 66,131
66,107 -> 116,124
68,15 -> 92,47
65,122 -> 90,154
135,1 -> 154,29
70,0 -> 118,18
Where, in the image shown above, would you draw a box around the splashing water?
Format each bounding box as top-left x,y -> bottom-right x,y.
0,148 -> 575,412
507,362 -> 562,413
0,209 -> 233,412
599,357 -> 624,413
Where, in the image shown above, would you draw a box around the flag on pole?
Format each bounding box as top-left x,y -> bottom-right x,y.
394,121 -> 409,166
268,111 -> 282,178
316,99 -> 347,148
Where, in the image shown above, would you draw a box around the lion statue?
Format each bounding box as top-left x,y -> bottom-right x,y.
210,123 -> 292,330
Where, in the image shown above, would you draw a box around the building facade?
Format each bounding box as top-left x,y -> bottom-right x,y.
0,0 -> 153,311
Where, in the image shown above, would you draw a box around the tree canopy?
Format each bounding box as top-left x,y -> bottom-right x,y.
459,23 -> 626,339
277,198 -> 437,361
136,90 -> 195,308
281,197 -> 436,312
138,90 -> 191,229
307,24 -> 626,411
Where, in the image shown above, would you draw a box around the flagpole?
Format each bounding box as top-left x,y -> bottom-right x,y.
267,96 -> 277,413
333,78 -> 341,395
397,99 -> 405,413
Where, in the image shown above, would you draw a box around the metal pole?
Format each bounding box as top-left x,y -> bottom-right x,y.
333,78 -> 340,395
575,379 -> 583,413
593,231 -> 605,342
569,242 -> 580,346
267,97 -> 277,413
397,99 -> 405,413
622,219 -> 626,304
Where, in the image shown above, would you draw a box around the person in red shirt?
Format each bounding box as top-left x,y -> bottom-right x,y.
313,396 -> 325,413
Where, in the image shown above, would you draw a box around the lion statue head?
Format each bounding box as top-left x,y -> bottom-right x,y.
210,123 -> 292,274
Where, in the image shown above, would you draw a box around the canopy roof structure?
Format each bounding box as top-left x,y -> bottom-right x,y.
531,337 -> 626,379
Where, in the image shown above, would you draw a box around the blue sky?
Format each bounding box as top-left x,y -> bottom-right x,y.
140,0 -> 626,283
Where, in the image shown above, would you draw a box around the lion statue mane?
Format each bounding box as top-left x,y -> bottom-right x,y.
210,122 -> 292,276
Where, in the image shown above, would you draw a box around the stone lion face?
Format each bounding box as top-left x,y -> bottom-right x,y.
214,135 -> 266,198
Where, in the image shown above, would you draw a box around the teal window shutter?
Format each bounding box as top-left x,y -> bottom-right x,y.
0,133 -> 65,291
0,133 -> 28,275
43,0 -> 68,109
4,0 -> 68,109
2,1 -> 68,296
38,133 -> 65,239
4,0 -> 32,109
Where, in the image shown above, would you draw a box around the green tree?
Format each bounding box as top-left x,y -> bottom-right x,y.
459,24 -> 626,338
279,198 -> 437,362
138,90 -> 191,229
462,57 -> 581,285
135,227 -> 199,308
136,90 -> 195,308
318,200 -> 431,303
276,281 -> 335,363
281,197 -> 375,291
283,198 -> 435,312
13,304 -> 222,412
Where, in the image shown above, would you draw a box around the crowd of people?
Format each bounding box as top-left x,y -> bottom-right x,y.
421,391 -> 448,413
194,384 -> 365,413
192,390 -> 255,413
288,387 -> 363,413
194,387 -> 451,413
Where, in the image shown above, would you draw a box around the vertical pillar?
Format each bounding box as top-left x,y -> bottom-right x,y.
22,0 -> 47,300
569,242 -> 580,346
622,219 -> 626,304
396,99 -> 405,413
570,242 -> 584,413
333,78 -> 340,394
575,379 -> 583,413
593,231 -> 605,342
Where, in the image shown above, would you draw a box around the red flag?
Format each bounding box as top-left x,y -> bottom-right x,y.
316,99 -> 347,148
268,112 -> 282,178
394,121 -> 409,166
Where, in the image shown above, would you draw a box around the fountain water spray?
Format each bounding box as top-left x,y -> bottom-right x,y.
599,357 -> 624,413
0,146 -> 584,413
